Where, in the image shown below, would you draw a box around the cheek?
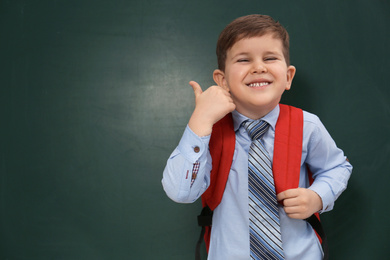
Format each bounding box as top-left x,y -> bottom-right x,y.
226,66 -> 247,80
224,67 -> 249,90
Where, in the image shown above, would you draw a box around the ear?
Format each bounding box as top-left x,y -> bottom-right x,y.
213,69 -> 229,90
285,65 -> 296,90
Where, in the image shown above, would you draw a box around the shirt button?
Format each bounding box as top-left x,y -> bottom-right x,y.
193,146 -> 200,153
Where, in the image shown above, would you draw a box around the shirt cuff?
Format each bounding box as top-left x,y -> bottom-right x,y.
177,125 -> 210,163
308,182 -> 334,213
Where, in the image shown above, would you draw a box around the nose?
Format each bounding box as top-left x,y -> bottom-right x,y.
251,61 -> 267,74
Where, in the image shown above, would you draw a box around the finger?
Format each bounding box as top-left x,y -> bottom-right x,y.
277,188 -> 301,201
276,191 -> 287,202
284,205 -> 311,220
286,213 -> 306,220
189,81 -> 202,98
277,190 -> 294,201
284,205 -> 302,214
282,197 -> 300,207
223,89 -> 234,98
225,93 -> 234,103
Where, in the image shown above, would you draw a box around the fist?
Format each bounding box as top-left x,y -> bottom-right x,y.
188,81 -> 235,136
276,188 -> 323,219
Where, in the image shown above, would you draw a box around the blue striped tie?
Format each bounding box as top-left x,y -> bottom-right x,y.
243,120 -> 284,260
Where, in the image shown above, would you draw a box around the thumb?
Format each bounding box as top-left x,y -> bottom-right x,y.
276,191 -> 286,202
189,81 -> 202,98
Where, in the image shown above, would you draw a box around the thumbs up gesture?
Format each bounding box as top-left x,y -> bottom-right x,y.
188,81 -> 236,136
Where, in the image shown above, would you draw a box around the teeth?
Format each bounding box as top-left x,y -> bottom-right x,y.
248,82 -> 269,87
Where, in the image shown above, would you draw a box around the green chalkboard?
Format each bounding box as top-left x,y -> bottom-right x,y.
1,0 -> 389,259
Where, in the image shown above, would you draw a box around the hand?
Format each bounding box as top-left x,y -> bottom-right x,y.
188,81 -> 236,136
276,188 -> 323,220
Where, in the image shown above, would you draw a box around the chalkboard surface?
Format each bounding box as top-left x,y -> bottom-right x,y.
1,0 -> 389,259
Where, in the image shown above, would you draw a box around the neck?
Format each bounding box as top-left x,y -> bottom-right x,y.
237,104 -> 279,120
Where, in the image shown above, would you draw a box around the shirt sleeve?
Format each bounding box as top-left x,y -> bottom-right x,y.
162,125 -> 212,203
304,114 -> 353,213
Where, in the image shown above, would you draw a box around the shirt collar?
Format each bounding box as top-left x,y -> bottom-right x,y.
231,104 -> 280,132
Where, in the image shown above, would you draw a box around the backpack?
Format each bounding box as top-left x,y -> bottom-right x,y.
196,104 -> 328,260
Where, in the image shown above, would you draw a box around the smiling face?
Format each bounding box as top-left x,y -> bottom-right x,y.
213,34 -> 296,119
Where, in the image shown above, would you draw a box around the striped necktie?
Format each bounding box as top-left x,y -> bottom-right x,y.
243,120 -> 284,260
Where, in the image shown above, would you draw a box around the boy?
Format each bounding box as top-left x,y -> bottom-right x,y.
162,14 -> 352,260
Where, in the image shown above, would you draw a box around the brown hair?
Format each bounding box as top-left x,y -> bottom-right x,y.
216,14 -> 290,71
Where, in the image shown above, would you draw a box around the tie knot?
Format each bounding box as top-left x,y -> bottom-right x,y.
243,120 -> 269,141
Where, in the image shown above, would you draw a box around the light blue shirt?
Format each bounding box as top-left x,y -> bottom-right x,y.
162,104 -> 352,260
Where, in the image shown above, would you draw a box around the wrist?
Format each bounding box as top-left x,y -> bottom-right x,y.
309,189 -> 323,213
188,111 -> 214,137
188,118 -> 213,137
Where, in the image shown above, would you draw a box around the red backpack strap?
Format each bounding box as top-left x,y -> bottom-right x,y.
198,113 -> 235,254
273,104 -> 304,194
273,105 -> 328,259
201,113 -> 236,211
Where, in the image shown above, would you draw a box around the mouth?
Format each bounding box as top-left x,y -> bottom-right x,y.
246,81 -> 272,88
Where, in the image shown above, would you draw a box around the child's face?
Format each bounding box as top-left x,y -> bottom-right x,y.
214,34 -> 296,119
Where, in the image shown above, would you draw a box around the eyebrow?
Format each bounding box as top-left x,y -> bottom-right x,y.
263,51 -> 283,56
232,52 -> 249,57
230,51 -> 282,59
230,52 -> 250,60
